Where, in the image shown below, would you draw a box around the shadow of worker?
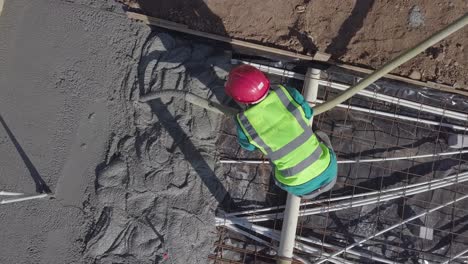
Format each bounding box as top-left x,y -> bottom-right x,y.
135,0 -> 232,105
134,0 -> 227,36
133,0 -> 236,210
325,0 -> 375,59
0,114 -> 51,194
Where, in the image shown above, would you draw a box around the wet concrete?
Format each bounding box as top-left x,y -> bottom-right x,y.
83,31 -> 234,263
0,0 -> 144,263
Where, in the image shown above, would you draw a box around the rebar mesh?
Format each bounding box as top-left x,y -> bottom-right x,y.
211,59 -> 468,264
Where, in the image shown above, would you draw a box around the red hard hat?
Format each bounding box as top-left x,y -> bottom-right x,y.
225,65 -> 270,104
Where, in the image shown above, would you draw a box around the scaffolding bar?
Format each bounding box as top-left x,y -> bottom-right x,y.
220,217 -> 363,264
442,247 -> 468,264
0,191 -> 24,196
219,149 -> 468,165
277,68 -> 321,264
226,171 -> 468,218
219,216 -> 397,264
232,59 -> 468,122
237,171 -> 468,223
316,193 -> 468,264
314,99 -> 468,131
0,193 -> 48,205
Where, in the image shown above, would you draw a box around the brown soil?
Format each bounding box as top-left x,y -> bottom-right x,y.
124,0 -> 468,88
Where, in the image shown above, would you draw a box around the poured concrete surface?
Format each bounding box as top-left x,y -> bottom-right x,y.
0,0 -> 144,263
0,0 -> 234,263
84,31 -> 232,264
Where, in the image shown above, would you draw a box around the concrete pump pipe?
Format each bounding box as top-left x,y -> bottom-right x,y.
139,89 -> 238,116
313,13 -> 468,115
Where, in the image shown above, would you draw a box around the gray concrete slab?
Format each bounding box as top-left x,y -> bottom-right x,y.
0,0 -> 144,263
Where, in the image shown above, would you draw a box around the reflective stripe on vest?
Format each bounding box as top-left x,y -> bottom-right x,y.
279,145 -> 322,177
237,85 -> 322,177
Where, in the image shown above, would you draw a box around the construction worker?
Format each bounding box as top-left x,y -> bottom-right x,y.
225,65 -> 338,199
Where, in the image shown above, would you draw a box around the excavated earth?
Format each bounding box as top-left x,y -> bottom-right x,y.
123,0 -> 468,88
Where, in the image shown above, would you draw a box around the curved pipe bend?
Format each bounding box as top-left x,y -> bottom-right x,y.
139,90 -> 238,116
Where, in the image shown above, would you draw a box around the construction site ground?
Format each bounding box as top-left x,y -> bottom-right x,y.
124,0 -> 468,88
1,0 -> 468,264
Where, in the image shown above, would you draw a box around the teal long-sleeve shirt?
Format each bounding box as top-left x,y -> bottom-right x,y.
234,86 -> 337,197
235,86 -> 312,151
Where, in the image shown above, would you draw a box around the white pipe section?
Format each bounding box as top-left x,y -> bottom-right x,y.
225,156 -> 468,218
231,59 -> 306,80
219,149 -> 468,165
318,79 -> 468,122
337,149 -> 468,163
300,170 -> 468,208
220,216 -> 397,264
224,224 -> 272,248
0,194 -> 48,205
314,99 -> 468,131
224,225 -> 318,264
304,68 -> 321,104
314,13 -> 468,115
294,234 -> 397,264
220,216 -> 366,264
238,171 -> 468,223
0,191 -> 25,196
442,247 -> 468,264
277,68 -> 321,264
232,59 -> 468,122
234,60 -> 468,130
277,193 -> 301,263
315,193 -> 468,264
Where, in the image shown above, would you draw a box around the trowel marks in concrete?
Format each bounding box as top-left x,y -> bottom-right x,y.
85,32 -> 233,263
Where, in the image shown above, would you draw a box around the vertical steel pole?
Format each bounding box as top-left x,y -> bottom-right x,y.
277,68 -> 320,264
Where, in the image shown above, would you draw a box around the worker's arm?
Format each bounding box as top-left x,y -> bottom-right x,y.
284,86 -> 313,120
235,120 -> 257,151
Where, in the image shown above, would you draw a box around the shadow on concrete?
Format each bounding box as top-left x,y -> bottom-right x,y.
148,99 -> 234,209
0,114 -> 51,193
135,2 -> 236,209
325,0 -> 375,59
133,0 -> 227,36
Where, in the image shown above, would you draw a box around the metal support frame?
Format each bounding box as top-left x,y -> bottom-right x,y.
0,191 -> 48,205
220,149 -> 468,165
277,68 -> 321,264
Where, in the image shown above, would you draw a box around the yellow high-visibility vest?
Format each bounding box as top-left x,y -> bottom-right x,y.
237,85 -> 331,186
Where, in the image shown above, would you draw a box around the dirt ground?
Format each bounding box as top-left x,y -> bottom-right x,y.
123,0 -> 468,88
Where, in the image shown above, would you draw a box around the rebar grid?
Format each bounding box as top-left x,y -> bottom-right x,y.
211,226 -> 304,264
211,61 -> 468,264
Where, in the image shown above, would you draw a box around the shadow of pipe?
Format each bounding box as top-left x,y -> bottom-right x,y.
148,99 -> 234,209
133,4 -> 239,210
0,114 -> 51,193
